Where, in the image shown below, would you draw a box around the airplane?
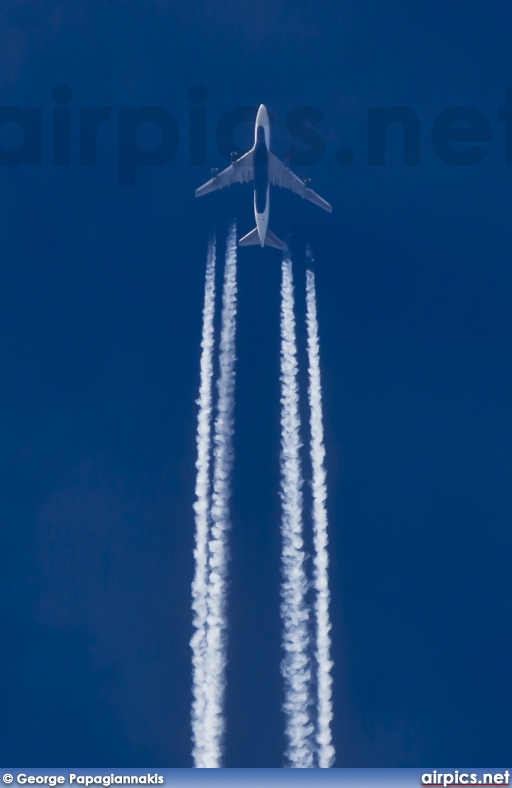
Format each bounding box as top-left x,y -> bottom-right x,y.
195,104 -> 332,251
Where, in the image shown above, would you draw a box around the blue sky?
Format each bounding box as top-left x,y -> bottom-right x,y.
1,0 -> 512,767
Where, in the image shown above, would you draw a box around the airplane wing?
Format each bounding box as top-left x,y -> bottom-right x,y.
195,150 -> 254,197
268,153 -> 332,213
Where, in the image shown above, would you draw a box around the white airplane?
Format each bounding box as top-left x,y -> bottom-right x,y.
195,104 -> 332,251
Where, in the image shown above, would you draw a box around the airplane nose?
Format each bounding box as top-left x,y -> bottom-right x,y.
256,104 -> 269,127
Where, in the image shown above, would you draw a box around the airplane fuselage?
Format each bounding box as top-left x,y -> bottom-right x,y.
253,105 -> 271,247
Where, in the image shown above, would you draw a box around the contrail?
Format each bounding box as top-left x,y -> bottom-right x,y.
191,237 -> 217,767
305,263 -> 335,768
279,257 -> 314,768
203,224 -> 238,767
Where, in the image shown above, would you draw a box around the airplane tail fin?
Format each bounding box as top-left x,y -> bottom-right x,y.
238,228 -> 260,247
265,228 -> 288,251
238,227 -> 287,252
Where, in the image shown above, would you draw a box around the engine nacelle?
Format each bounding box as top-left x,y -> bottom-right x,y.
304,177 -> 311,188
230,151 -> 238,163
284,157 -> 290,170
211,167 -> 219,178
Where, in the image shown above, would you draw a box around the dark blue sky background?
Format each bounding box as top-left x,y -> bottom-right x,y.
2,0 -> 512,767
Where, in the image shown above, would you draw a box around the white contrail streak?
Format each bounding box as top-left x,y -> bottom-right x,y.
203,224 -> 238,767
305,265 -> 335,768
279,257 -> 314,768
191,237 -> 217,768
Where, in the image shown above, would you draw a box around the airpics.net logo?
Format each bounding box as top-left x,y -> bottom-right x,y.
1,84 -> 512,184
422,772 -> 511,787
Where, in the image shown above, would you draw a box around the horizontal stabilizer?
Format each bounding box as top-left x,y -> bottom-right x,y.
265,228 -> 288,251
238,228 -> 260,246
238,227 -> 288,252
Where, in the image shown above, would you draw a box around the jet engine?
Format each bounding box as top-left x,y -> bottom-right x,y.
211,167 -> 218,178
